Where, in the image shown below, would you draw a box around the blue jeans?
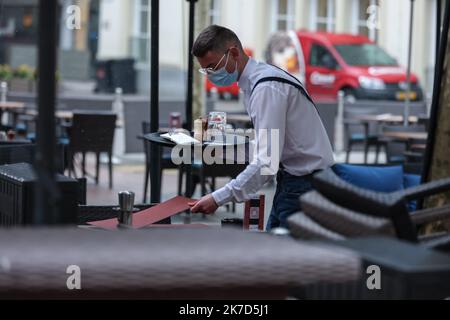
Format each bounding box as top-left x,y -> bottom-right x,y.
266,169 -> 314,231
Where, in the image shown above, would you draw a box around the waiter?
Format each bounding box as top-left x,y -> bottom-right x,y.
189,25 -> 334,230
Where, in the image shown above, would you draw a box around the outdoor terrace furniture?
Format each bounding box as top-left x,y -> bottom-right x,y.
66,111 -> 117,189
143,130 -> 249,209
1,226 -> 449,299
288,168 -> 450,252
0,143 -> 66,173
0,144 -> 35,167
0,227 -> 361,299
78,204 -> 161,225
0,101 -> 25,130
140,121 -> 183,203
379,124 -> 427,165
298,237 -> 450,299
343,106 -> 383,164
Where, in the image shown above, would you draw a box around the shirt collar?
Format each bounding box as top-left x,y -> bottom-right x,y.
238,58 -> 257,93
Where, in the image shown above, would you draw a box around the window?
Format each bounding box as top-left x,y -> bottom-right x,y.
131,0 -> 150,64
271,0 -> 295,32
312,0 -> 335,32
334,44 -> 397,66
310,44 -> 338,69
209,0 -> 221,25
0,5 -> 38,40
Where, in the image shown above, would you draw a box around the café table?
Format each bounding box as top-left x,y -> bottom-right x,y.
355,113 -> 419,124
143,130 -> 249,205
381,131 -> 428,154
0,101 -> 26,127
382,131 -> 428,141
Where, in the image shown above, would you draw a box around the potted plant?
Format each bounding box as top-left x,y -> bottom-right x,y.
0,64 -> 13,86
10,64 -> 35,92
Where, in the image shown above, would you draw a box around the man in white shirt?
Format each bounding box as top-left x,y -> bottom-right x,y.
189,25 -> 334,230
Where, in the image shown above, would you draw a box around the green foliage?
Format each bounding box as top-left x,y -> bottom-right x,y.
0,64 -> 13,80
13,64 -> 35,80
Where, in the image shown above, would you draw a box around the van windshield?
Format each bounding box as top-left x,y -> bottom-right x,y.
334,44 -> 398,66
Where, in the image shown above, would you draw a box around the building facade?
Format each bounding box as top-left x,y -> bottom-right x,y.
94,0 -> 441,97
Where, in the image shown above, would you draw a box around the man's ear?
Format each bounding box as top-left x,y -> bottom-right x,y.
229,47 -> 240,59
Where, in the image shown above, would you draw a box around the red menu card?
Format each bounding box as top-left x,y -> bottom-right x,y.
88,196 -> 195,230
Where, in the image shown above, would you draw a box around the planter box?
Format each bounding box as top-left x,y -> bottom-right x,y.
9,78 -> 34,93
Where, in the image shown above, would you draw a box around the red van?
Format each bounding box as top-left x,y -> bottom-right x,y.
266,31 -> 423,102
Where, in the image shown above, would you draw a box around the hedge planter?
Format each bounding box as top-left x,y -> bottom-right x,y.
9,78 -> 34,93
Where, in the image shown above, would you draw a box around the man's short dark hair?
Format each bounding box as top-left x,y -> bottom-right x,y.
192,25 -> 243,57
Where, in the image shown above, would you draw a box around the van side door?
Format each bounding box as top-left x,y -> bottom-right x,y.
307,43 -> 341,101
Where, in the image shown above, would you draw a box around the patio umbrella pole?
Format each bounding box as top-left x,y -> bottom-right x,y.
35,0 -> 60,224
150,0 -> 161,203
185,0 -> 197,201
422,0 -> 450,184
437,0 -> 442,64
404,0 -> 415,127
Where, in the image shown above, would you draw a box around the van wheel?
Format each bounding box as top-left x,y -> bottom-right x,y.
343,88 -> 357,103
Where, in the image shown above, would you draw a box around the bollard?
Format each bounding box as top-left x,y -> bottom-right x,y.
334,90 -> 345,155
0,81 -> 7,103
112,87 -> 125,160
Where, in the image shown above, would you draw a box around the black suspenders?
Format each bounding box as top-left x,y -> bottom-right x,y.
251,76 -> 316,107
250,66 -> 318,109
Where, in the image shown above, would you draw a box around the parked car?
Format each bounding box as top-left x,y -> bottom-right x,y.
265,31 -> 424,102
205,48 -> 253,100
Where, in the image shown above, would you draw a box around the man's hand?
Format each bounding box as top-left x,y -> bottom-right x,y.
189,194 -> 219,214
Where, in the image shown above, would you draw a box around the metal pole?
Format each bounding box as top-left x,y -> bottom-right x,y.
35,0 -> 59,224
437,0 -> 442,63
422,0 -> 450,184
150,0 -> 161,203
185,0 -> 197,199
335,90 -> 345,154
404,0 -> 415,127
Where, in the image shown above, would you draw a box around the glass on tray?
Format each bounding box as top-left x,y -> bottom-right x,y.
207,111 -> 227,141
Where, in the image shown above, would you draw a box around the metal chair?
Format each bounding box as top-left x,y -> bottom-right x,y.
66,111 -> 117,189
140,121 -> 183,203
343,106 -> 383,164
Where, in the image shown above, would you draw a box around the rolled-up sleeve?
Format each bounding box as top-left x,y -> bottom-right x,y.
212,85 -> 288,206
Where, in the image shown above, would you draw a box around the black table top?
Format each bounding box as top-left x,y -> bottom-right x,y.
142,131 -> 249,148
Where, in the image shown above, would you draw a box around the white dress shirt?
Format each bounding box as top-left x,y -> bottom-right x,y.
212,58 -> 334,206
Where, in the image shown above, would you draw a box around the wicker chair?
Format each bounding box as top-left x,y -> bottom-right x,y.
0,227 -> 361,299
290,169 -> 450,251
66,111 -> 117,189
0,143 -> 66,173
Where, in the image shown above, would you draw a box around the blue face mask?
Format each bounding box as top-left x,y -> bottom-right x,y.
207,52 -> 238,87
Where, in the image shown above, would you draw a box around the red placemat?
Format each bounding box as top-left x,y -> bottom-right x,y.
88,196 -> 195,230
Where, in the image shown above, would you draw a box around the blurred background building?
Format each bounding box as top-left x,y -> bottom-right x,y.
0,0 -> 441,97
